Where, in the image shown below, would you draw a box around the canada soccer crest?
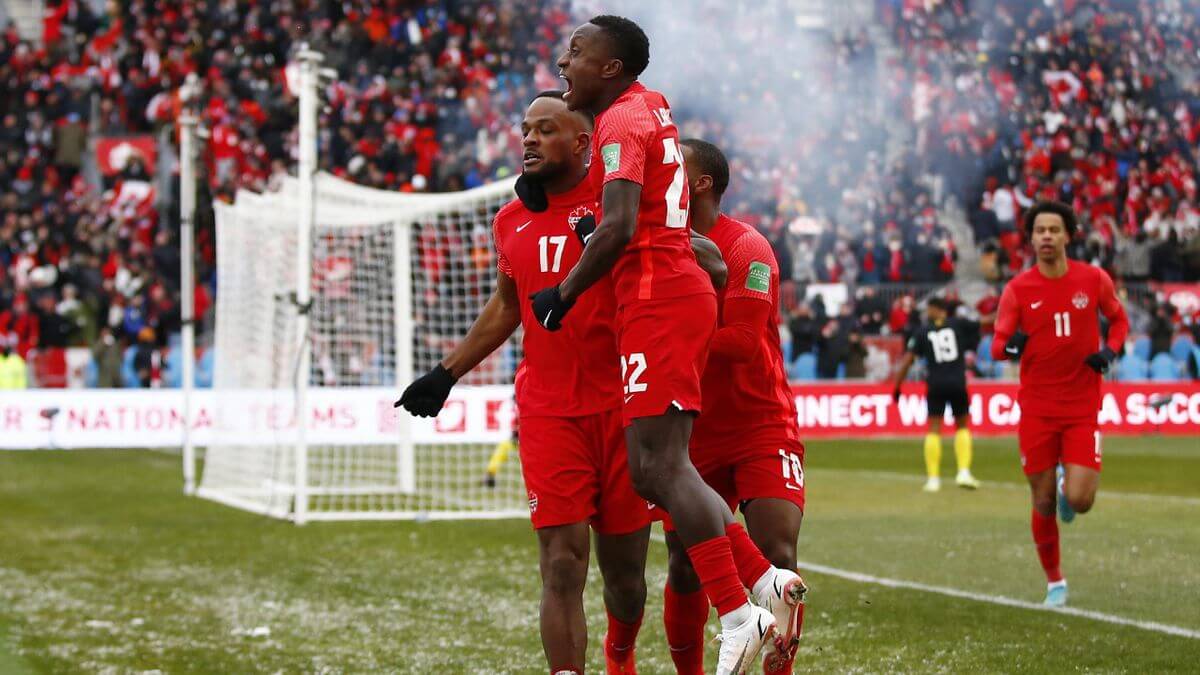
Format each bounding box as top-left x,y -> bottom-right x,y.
528,491 -> 539,514
567,205 -> 593,231
1072,291 -> 1090,309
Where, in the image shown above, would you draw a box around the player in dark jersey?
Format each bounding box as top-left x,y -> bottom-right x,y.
542,15 -> 797,673
396,92 -> 651,674
891,296 -> 981,492
991,200 -> 1129,606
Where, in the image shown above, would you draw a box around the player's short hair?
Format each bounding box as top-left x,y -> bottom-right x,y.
1023,200 -> 1077,238
680,138 -> 730,199
588,15 -> 650,78
926,296 -> 948,312
530,90 -> 594,125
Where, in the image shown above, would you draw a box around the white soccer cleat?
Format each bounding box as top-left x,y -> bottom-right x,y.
955,470 -> 981,490
923,477 -> 941,492
715,605 -> 776,675
756,569 -> 807,672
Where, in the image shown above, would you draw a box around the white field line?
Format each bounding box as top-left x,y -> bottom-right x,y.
648,533 -> 1200,640
820,467 -> 1200,506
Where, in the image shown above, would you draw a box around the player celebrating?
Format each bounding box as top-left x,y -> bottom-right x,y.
537,16 -> 802,673
396,91 -> 651,675
991,201 -> 1129,607
890,296 -> 982,492
657,139 -> 808,675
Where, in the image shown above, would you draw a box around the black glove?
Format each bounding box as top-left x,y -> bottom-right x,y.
530,285 -> 574,331
571,214 -> 596,247
1084,346 -> 1117,374
514,173 -> 548,212
1004,330 -> 1028,360
394,364 -> 457,417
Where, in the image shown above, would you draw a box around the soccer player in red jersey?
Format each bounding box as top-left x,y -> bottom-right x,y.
536,16 -> 801,673
656,139 -> 808,675
991,201 -> 1129,607
396,92 -> 651,675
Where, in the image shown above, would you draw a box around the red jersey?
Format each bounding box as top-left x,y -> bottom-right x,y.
493,178 -> 622,417
591,82 -> 712,306
691,215 -> 799,450
992,260 -> 1129,418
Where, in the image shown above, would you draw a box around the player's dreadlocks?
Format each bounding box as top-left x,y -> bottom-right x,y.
589,15 -> 650,77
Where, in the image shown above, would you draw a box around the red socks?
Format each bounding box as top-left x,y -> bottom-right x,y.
604,610 -> 642,673
663,584 -> 710,675
1031,509 -> 1063,583
686,536 -> 747,616
726,522 -> 773,588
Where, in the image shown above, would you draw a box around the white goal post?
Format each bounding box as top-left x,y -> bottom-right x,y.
196,171 -> 527,522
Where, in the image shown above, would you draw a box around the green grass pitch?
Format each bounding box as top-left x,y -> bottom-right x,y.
1,437 -> 1197,673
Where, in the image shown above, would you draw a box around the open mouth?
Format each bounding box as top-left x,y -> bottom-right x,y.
523,150 -> 542,168
561,73 -> 572,97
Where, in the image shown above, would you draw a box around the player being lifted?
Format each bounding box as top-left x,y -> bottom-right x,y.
891,296 -> 982,492
991,201 -> 1129,607
396,91 -> 651,674
535,15 -> 804,673
657,139 -> 808,675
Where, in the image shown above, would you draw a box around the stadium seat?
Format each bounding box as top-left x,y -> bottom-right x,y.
789,353 -> 817,381
1132,336 -> 1152,361
84,359 -> 98,388
1116,353 -> 1150,381
1170,335 -> 1195,363
121,346 -> 140,388
836,363 -> 846,380
196,349 -> 214,388
977,334 -> 993,362
163,348 -> 183,388
1149,353 -> 1182,381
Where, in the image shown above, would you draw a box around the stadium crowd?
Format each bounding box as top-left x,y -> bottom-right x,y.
0,0 -> 1197,388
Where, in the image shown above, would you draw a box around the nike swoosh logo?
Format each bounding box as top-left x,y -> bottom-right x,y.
773,578 -> 783,598
516,220 -> 532,232
624,395 -> 635,404
1005,346 -> 1019,354
542,310 -> 554,325
785,483 -> 802,491
1030,301 -> 1043,309
757,617 -> 769,640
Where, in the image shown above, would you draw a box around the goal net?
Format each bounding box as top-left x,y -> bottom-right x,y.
197,173 -> 528,522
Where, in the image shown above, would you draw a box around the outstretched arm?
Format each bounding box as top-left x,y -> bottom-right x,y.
559,179 -> 640,302
397,273 -> 520,416
442,272 -> 522,377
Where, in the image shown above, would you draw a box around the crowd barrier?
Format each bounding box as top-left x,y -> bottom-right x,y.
1,382 -> 1197,449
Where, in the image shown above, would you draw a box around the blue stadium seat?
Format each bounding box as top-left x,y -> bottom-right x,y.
836,363 -> 846,380
1132,335 -> 1152,361
1149,353 -> 1181,381
84,358 -> 98,388
977,334 -> 993,362
1170,335 -> 1195,364
197,349 -> 215,388
1116,353 -> 1149,382
163,348 -> 183,388
789,353 -> 817,381
121,346 -> 140,388
781,338 -> 793,365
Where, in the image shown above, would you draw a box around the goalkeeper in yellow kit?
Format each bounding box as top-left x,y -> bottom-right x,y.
483,400 -> 518,488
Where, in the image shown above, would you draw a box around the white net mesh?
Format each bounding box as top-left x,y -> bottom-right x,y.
198,174 -> 527,521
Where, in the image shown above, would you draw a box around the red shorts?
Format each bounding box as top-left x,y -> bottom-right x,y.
518,409 -> 651,535
657,439 -> 806,530
616,293 -> 716,427
1018,414 -> 1102,476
